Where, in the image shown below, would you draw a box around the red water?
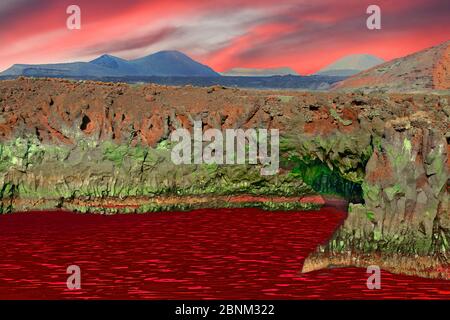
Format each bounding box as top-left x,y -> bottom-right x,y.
0,207 -> 449,300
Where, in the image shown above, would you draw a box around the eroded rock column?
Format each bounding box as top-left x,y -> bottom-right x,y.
303,112 -> 450,279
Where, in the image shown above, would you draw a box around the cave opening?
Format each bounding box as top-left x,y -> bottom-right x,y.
288,157 -> 364,203
80,115 -> 91,131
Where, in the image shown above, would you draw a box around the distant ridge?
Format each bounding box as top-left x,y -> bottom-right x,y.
221,67 -> 299,77
315,54 -> 384,77
90,54 -> 140,74
334,40 -> 450,92
0,51 -> 220,77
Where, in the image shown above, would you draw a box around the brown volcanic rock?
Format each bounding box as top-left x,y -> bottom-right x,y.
0,78 -> 343,144
0,78 -> 448,187
1,77 -> 449,145
434,42 -> 450,89
334,40 -> 450,92
0,77 -> 448,199
303,111 -> 450,279
0,77 -> 449,279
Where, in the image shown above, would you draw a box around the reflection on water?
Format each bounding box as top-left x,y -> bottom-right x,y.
0,207 -> 449,299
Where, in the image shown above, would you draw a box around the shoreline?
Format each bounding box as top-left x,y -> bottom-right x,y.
302,252 -> 450,280
2,194 -> 348,214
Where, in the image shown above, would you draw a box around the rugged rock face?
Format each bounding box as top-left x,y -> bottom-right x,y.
0,77 -> 449,278
303,112 -> 449,279
0,78 -> 383,213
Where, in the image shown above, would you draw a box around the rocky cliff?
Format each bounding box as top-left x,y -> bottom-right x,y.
303,112 -> 449,279
0,77 -> 448,278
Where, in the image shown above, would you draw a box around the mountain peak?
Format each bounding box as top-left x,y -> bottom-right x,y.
316,54 -> 384,76
90,54 -> 123,61
89,54 -> 129,69
1,50 -> 219,77
131,50 -> 219,77
154,50 -> 186,55
136,50 -> 192,62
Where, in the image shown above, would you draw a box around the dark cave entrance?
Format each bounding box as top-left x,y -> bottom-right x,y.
288,157 -> 364,204
80,114 -> 91,131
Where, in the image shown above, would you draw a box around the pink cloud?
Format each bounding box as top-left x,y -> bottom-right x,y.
1,0 -> 449,74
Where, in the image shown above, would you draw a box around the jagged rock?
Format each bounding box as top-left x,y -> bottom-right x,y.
0,78 -> 449,279
303,112 -> 449,279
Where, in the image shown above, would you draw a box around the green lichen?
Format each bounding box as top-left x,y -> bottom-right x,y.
362,183 -> 380,202
330,108 -> 353,126
0,137 -> 319,213
280,135 -> 372,184
384,184 -> 403,201
366,210 -> 375,221
403,138 -> 412,154
288,155 -> 363,202
277,95 -> 294,103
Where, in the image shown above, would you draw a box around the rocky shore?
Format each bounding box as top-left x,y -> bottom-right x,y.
0,77 -> 448,279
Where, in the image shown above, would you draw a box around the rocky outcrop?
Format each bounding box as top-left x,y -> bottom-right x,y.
303,112 -> 449,279
1,78 -> 449,279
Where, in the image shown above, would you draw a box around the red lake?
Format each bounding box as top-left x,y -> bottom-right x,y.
0,207 -> 449,299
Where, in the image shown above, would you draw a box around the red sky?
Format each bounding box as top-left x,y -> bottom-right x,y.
1,0 -> 449,74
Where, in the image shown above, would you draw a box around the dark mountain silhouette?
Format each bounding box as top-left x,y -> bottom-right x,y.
131,50 -> 219,77
0,50 -> 345,90
0,51 -> 220,77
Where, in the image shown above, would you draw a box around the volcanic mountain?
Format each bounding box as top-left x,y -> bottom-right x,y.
315,54 -> 384,77
0,51 -> 220,78
334,40 -> 450,92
